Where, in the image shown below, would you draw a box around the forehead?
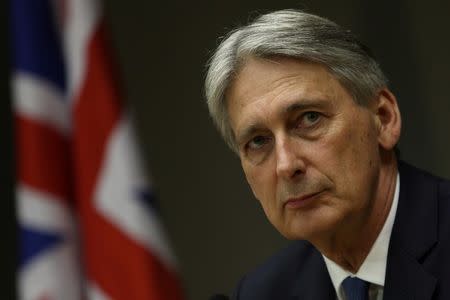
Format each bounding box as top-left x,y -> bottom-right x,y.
226,57 -> 352,133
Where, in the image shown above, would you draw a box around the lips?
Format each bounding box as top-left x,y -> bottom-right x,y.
284,191 -> 323,209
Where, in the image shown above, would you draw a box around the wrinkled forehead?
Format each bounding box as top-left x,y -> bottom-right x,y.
226,55 -> 342,100
226,56 -> 342,109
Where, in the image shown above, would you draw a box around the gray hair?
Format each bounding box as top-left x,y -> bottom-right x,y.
205,9 -> 388,151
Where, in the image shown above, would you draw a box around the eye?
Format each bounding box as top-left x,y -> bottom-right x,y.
243,134 -> 273,164
247,135 -> 270,150
300,111 -> 322,127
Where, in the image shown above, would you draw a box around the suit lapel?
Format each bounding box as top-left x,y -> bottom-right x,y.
384,241 -> 437,299
383,162 -> 438,299
290,246 -> 336,300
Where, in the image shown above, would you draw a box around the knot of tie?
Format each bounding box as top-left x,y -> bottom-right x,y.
342,276 -> 369,300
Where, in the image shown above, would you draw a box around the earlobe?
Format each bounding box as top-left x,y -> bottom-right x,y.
374,89 -> 402,150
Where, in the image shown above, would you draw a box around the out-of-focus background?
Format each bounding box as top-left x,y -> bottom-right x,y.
4,1 -> 450,299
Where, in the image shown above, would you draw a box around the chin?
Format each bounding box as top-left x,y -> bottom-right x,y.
278,214 -> 344,241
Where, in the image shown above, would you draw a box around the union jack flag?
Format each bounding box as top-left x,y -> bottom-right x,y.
10,0 -> 185,299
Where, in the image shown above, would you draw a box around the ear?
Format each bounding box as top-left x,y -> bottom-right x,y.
372,88 -> 402,150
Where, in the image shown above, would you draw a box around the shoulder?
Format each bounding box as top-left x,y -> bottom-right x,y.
231,240 -> 321,300
398,161 -> 450,205
397,160 -> 450,257
398,160 -> 450,221
398,160 -> 450,203
398,160 -> 445,184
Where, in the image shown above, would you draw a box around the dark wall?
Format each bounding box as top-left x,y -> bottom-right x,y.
104,1 -> 450,299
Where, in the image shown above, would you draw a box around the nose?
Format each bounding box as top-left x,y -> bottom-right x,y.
275,137 -> 305,180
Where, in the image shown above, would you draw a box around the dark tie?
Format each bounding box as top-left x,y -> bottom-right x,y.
342,276 -> 369,300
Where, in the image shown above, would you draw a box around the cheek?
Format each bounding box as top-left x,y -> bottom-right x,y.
333,114 -> 377,157
312,115 -> 379,189
242,163 -> 264,199
328,119 -> 380,199
243,164 -> 279,213
245,167 -> 271,201
346,118 -> 380,169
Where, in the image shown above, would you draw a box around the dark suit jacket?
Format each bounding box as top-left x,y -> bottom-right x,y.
232,162 -> 450,299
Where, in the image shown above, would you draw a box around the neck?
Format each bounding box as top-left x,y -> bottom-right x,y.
318,154 -> 398,273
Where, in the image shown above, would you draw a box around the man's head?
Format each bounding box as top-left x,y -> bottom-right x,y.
205,9 -> 388,152
205,10 -> 401,242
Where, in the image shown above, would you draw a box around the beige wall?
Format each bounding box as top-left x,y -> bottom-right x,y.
104,1 -> 450,299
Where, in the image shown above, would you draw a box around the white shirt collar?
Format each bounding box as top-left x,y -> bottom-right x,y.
323,173 -> 400,298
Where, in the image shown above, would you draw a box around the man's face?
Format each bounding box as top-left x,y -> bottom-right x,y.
227,57 -> 383,241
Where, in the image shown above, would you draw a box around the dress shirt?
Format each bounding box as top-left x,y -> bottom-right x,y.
323,173 -> 400,300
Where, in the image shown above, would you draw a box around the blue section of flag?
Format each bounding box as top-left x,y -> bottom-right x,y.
136,187 -> 160,213
19,226 -> 64,268
10,0 -> 67,92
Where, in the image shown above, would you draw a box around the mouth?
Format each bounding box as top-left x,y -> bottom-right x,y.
284,191 -> 324,209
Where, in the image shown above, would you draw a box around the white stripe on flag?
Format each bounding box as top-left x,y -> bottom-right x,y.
18,241 -> 82,300
61,0 -> 101,106
87,281 -> 112,300
95,115 -> 178,270
17,184 -> 75,234
12,72 -> 70,135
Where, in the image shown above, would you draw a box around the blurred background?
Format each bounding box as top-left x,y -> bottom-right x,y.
4,0 -> 450,299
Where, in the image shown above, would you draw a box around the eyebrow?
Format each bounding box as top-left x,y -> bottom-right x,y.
235,98 -> 332,146
283,98 -> 332,114
236,124 -> 267,147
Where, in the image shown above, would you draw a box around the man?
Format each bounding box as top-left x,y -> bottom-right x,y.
204,9 -> 450,300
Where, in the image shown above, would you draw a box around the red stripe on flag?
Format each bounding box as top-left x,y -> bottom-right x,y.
16,115 -> 71,201
72,22 -> 121,204
85,209 -> 184,300
73,22 -> 183,299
